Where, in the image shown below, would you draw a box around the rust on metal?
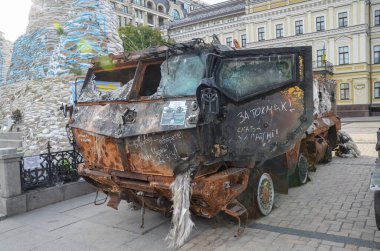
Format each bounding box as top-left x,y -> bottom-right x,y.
66,40 -> 340,244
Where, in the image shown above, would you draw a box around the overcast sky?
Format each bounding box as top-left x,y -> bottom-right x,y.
0,1 -> 32,42
0,0 -> 226,42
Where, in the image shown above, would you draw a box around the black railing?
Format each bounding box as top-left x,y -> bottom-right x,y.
20,142 -> 84,191
313,60 -> 334,74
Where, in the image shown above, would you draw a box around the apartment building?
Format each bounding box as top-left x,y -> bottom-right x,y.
108,0 -> 204,28
167,0 -> 380,117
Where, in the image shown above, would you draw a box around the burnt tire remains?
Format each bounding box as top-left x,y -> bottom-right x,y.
256,173 -> 275,216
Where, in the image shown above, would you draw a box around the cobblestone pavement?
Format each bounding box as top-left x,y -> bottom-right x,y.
0,121 -> 378,251
182,122 -> 380,251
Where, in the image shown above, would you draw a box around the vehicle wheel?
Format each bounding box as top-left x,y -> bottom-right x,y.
375,191 -> 380,230
297,154 -> 309,185
256,173 -> 275,216
322,145 -> 332,163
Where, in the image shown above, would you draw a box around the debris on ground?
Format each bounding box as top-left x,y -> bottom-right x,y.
335,130 -> 361,158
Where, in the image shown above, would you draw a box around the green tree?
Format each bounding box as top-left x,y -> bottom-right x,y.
119,24 -> 173,52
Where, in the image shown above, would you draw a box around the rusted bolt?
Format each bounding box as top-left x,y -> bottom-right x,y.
263,122 -> 269,128
224,181 -> 230,189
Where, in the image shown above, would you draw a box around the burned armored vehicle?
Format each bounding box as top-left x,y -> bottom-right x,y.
68,40 -> 316,246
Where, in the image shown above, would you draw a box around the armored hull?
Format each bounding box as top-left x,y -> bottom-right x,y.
67,42 -> 339,246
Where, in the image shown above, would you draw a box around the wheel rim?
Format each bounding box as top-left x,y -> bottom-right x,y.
257,173 -> 274,216
298,154 -> 309,184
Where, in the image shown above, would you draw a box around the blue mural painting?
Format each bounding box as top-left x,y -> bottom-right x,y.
7,28 -> 57,84
7,0 -> 122,84
48,0 -> 122,76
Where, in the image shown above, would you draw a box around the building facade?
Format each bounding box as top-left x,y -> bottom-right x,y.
167,0 -> 380,117
108,0 -> 205,29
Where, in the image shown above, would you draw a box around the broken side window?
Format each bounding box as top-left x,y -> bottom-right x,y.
153,53 -> 206,98
78,67 -> 136,102
139,63 -> 162,97
216,55 -> 295,101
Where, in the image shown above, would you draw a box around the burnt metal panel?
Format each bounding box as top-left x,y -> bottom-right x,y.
71,99 -> 199,138
197,46 -> 313,162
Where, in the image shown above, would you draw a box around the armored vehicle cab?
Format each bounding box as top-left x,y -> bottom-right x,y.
68,40 -> 314,246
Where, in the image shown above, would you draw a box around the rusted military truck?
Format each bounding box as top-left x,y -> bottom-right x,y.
66,40 -> 339,247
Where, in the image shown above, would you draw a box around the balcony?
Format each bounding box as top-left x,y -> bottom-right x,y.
313,60 -> 333,75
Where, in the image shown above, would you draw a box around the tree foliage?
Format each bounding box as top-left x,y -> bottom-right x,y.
119,24 -> 173,52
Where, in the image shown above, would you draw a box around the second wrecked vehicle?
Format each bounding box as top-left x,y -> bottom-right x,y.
66,40 -> 338,247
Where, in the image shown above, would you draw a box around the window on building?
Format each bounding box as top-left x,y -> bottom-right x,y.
172,9 -> 180,20
226,37 -> 232,47
339,46 -> 349,65
340,83 -> 350,100
134,0 -> 142,5
118,15 -> 122,27
124,17 -> 128,26
184,3 -> 191,13
376,10 -> 380,26
317,49 -> 324,67
158,5 -> 164,13
147,13 -> 154,25
135,10 -> 143,19
241,34 -> 247,48
159,17 -> 164,26
111,2 -> 116,9
375,82 -> 380,98
316,16 -> 325,31
123,6 -> 128,13
338,12 -> 348,28
295,20 -> 303,35
276,24 -> 283,38
375,46 -> 380,64
147,1 -> 153,9
258,27 -> 265,41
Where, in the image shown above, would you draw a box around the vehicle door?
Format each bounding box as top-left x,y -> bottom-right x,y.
197,46 -> 313,162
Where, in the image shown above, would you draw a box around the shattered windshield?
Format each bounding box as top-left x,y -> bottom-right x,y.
78,67 -> 136,102
153,53 -> 206,98
217,54 -> 295,101
78,53 -> 206,102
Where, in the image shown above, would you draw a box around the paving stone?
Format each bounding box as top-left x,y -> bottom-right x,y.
293,244 -> 316,251
328,223 -> 343,232
342,223 -> 354,230
316,244 -> 332,251
307,239 -> 322,248
360,232 -> 374,241
357,247 -> 372,251
344,244 -> 359,250
321,240 -> 345,248
353,221 -> 366,229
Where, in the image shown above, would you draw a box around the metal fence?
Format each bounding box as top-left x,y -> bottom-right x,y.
20,142 -> 84,191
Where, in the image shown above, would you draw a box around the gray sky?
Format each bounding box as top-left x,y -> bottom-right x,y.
0,0 -> 225,42
0,1 -> 32,42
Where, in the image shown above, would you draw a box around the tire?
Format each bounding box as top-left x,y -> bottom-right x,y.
256,173 -> 275,216
375,191 -> 380,230
297,154 -> 309,185
321,145 -> 333,163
